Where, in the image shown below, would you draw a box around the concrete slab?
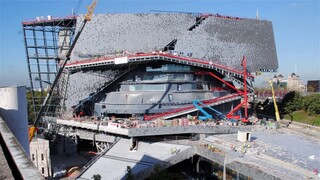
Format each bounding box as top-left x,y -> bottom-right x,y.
204,128 -> 320,179
0,117 -> 44,180
0,144 -> 14,180
77,138 -> 193,180
128,124 -> 253,137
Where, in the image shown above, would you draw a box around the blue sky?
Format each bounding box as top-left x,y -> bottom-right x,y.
0,0 -> 319,87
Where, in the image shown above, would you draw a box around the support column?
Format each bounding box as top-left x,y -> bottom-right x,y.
130,137 -> 138,151
196,157 -> 200,174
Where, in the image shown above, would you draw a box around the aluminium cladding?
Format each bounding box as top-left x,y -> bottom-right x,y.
64,13 -> 278,111
71,13 -> 278,72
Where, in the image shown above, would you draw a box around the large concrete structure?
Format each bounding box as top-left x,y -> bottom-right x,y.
0,87 -> 43,180
74,126 -> 320,180
22,12 -> 282,179
30,138 -> 52,178
0,86 -> 30,155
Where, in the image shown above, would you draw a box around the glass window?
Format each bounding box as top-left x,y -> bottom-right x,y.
146,64 -> 191,72
145,73 -> 193,81
129,84 -> 165,91
144,84 -> 165,91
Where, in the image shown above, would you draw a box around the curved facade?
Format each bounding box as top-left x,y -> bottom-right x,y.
93,62 -> 233,116
71,13 -> 278,72
62,13 -> 278,119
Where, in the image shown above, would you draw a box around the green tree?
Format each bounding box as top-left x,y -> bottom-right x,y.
26,90 -> 60,124
281,91 -> 303,120
27,90 -> 44,123
303,94 -> 320,115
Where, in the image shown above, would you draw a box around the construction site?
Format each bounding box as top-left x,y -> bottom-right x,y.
12,1 -> 319,179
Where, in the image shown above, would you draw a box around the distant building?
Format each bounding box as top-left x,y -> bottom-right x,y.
30,138 -> 52,178
287,73 -> 306,92
272,74 -> 287,88
307,80 -> 320,92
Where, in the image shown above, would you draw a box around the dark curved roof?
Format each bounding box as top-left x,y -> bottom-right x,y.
71,13 -> 278,72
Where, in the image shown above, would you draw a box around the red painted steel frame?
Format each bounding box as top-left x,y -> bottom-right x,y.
206,56 -> 249,122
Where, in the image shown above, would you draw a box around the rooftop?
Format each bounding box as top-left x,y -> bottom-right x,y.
204,127 -> 320,179
74,121 -> 320,179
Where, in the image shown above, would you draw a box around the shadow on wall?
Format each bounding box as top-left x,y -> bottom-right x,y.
121,154 -> 171,180
0,108 -> 29,155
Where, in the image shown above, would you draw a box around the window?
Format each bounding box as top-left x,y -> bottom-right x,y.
32,154 -> 35,161
41,154 -> 44,161
146,64 -> 191,72
129,84 -> 165,91
42,167 -> 44,174
168,94 -> 173,102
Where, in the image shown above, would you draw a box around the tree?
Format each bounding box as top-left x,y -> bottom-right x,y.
280,91 -> 302,120
303,94 -> 320,115
309,102 -> 320,115
26,90 -> 60,123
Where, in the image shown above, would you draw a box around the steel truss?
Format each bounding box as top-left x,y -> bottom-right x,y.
22,17 -> 77,120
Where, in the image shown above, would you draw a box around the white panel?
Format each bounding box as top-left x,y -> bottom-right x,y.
114,57 -> 128,64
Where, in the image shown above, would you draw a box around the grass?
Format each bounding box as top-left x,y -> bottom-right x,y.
284,110 -> 320,126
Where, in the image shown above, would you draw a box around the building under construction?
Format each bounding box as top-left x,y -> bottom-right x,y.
22,13 -> 278,121
19,12 -> 320,180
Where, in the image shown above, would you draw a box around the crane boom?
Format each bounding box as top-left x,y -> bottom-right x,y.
268,80 -> 281,122
28,0 -> 98,142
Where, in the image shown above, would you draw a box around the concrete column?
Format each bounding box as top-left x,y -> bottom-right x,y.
75,135 -> 78,145
223,156 -> 226,180
196,157 -> 200,174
